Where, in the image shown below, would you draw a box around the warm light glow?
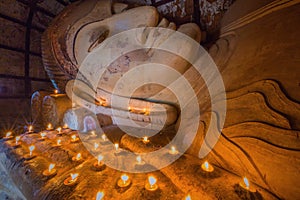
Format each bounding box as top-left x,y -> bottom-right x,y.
128,106 -> 131,111
169,146 -> 178,155
185,194 -> 191,200
71,173 -> 79,181
29,145 -> 35,156
48,163 -> 55,172
40,132 -> 46,138
143,136 -> 149,144
57,139 -> 61,145
47,123 -> 53,130
5,131 -> 12,138
136,155 -> 142,163
101,134 -> 107,141
148,176 -> 157,187
97,155 -> 103,165
115,143 -> 119,151
76,153 -> 81,160
63,123 -> 68,129
28,125 -> 33,132
201,160 -> 214,172
54,89 -> 58,94
94,143 -> 99,150
56,127 -> 62,133
204,161 -> 209,170
91,131 -> 96,136
96,191 -> 104,200
121,174 -> 129,183
15,136 -> 21,143
143,108 -> 147,113
243,177 -> 250,189
71,135 -> 77,141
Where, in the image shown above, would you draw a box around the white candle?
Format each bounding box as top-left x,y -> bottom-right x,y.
56,127 -> 62,134
239,176 -> 256,192
40,132 -> 46,139
28,125 -> 33,132
57,139 -> 61,146
101,134 -> 107,142
97,155 -> 103,166
5,131 -> 12,138
115,143 -> 119,152
48,163 -> 55,173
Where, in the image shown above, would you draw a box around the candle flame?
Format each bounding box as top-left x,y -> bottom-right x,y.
101,134 -> 107,141
54,89 -> 58,94
56,127 -> 62,133
76,153 -> 81,160
97,155 -> 103,165
29,145 -> 35,156
143,108 -> 147,112
29,145 -> 35,152
94,143 -> 99,150
71,135 -> 77,141
47,123 -> 52,130
28,125 -> 33,132
204,161 -> 209,170
15,136 -> 20,142
6,131 -> 12,137
115,143 -> 119,151
63,123 -> 68,129
71,173 -> 78,181
143,136 -> 148,142
185,194 -> 191,200
243,177 -> 250,189
148,176 -> 157,186
121,174 -> 129,182
48,163 -> 55,172
57,139 -> 61,145
40,132 -> 46,138
128,106 -> 131,111
136,155 -> 142,163
96,191 -> 104,200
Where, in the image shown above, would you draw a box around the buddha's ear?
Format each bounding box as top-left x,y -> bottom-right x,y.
88,29 -> 110,53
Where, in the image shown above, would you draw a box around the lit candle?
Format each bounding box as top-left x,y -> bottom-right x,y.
185,194 -> 191,200
4,131 -> 13,139
117,174 -> 131,187
40,132 -> 47,140
142,136 -> 150,144
72,153 -> 82,161
15,136 -> 21,144
11,136 -> 21,147
96,191 -> 104,200
128,106 -> 132,112
56,139 -> 62,146
93,154 -> 105,171
136,155 -> 145,165
64,173 -> 79,186
46,123 -> 53,131
169,146 -> 179,155
71,135 -> 79,143
115,143 -> 120,153
54,89 -> 58,94
28,125 -> 33,133
145,176 -> 158,191
90,131 -> 97,137
201,161 -> 214,172
101,134 -> 107,142
63,123 -> 68,129
29,145 -> 35,156
56,127 -> 62,134
43,163 -> 56,176
239,176 -> 256,192
94,143 -> 99,150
